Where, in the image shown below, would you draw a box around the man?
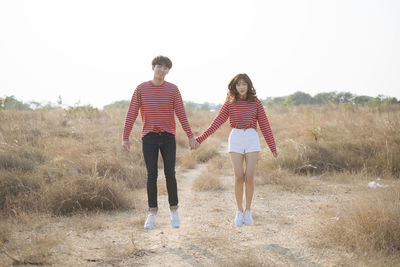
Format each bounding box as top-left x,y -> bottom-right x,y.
122,55 -> 197,229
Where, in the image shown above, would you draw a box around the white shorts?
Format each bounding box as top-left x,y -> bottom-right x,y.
228,128 -> 261,154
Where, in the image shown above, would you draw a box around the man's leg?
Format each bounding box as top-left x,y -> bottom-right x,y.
160,134 -> 178,209
142,135 -> 160,213
160,134 -> 180,228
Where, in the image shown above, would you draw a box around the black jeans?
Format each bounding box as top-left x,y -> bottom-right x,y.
142,132 -> 178,211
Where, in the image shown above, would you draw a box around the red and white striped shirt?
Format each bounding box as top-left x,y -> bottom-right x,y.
196,99 -> 277,153
123,81 -> 193,141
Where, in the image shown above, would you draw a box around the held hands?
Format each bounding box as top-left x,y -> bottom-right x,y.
189,137 -> 200,150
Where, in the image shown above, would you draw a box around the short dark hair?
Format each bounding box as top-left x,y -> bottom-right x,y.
152,55 -> 172,69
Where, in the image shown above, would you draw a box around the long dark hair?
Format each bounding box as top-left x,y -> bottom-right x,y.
227,73 -> 257,102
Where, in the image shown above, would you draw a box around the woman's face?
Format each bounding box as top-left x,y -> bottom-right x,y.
236,79 -> 248,99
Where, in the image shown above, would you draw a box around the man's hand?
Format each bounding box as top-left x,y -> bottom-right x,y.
272,151 -> 278,158
122,140 -> 131,152
189,137 -> 200,150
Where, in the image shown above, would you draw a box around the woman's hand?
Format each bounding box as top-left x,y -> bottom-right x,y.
122,140 -> 131,152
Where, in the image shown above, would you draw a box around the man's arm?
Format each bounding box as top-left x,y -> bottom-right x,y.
173,87 -> 194,139
122,87 -> 141,151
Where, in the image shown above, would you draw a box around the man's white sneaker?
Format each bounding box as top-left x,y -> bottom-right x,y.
244,210 -> 253,225
235,210 -> 244,227
170,210 -> 180,228
144,213 -> 157,229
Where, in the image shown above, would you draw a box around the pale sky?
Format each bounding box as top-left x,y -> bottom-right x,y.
1,0 -> 399,108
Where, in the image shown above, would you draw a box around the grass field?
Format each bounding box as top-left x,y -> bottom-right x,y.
1,104 -> 399,265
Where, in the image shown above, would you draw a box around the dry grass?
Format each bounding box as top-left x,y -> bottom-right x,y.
178,151 -> 197,169
0,170 -> 43,216
255,150 -> 315,192
191,140 -> 220,163
337,253 -> 400,267
255,167 -> 312,192
101,230 -> 151,263
316,183 -> 400,255
192,170 -> 225,191
185,225 -> 275,266
0,214 -> 63,266
0,108 -> 145,217
177,140 -> 220,168
219,251 -> 273,267
73,212 -> 106,231
1,233 -> 61,266
46,176 -> 135,215
0,221 -> 11,246
1,104 -> 400,265
2,105 -> 398,208
0,146 -> 48,171
3,105 -> 397,216
130,212 -> 147,228
157,176 -> 168,195
268,105 -> 400,176
207,154 -> 232,175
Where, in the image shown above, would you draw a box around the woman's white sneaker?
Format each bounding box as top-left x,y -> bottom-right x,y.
144,213 -> 157,229
244,210 -> 253,225
170,210 -> 180,228
235,210 -> 244,226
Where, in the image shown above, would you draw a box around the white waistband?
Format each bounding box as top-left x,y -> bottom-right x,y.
231,128 -> 257,133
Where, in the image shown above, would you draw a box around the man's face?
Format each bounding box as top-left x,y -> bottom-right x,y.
152,64 -> 169,80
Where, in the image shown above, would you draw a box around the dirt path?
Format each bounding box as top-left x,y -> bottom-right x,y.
123,163 -> 324,267
5,143 -> 355,266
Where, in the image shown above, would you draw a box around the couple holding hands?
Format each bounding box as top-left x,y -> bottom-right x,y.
122,56 -> 278,229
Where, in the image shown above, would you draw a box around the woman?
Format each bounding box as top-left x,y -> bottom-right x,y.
195,73 -> 278,226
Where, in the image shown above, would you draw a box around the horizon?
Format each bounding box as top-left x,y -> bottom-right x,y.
2,89 -> 398,110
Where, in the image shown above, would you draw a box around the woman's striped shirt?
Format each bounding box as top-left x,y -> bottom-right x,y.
196,99 -> 276,153
123,81 -> 193,141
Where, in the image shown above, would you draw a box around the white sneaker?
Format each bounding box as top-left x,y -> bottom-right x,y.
235,210 -> 244,227
244,210 -> 253,225
170,210 -> 180,228
144,213 -> 157,229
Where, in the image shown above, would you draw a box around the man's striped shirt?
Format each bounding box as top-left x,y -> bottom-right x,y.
196,99 -> 276,153
123,81 -> 193,141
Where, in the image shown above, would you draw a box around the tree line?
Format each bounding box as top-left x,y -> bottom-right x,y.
263,91 -> 399,107
1,91 -> 399,111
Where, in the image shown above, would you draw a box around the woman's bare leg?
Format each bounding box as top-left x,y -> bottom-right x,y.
230,152 -> 245,211
243,152 -> 259,210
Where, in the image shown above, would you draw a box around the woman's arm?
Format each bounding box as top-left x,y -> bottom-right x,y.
196,101 -> 230,144
256,100 -> 277,154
